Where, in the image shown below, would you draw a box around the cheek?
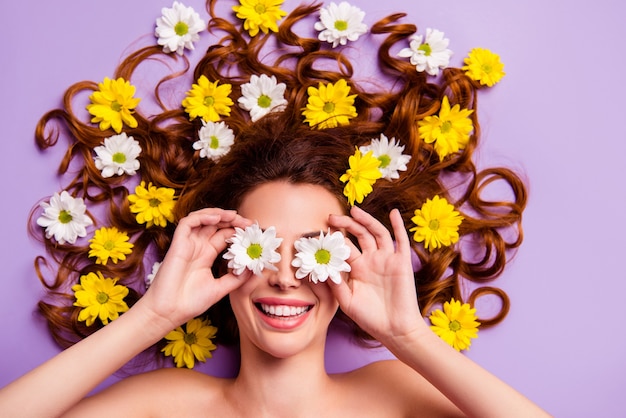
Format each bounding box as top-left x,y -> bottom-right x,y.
309,282 -> 339,316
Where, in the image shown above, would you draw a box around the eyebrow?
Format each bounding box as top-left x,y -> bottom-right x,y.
300,231 -> 324,239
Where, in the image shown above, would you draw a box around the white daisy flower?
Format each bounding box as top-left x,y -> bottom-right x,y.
94,132 -> 141,178
359,134 -> 412,180
238,74 -> 288,122
292,230 -> 351,284
193,120 -> 235,161
397,28 -> 453,76
223,224 -> 283,276
145,261 -> 161,289
155,1 -> 206,56
314,2 -> 368,48
36,191 -> 93,245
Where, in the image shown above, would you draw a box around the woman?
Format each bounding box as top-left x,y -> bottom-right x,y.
0,0 -> 549,415
2,116 -> 547,416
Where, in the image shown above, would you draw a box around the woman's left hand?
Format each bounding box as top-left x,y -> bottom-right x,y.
328,206 -> 425,344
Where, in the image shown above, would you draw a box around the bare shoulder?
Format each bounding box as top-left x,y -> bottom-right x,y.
336,360 -> 464,417
64,368 -> 229,417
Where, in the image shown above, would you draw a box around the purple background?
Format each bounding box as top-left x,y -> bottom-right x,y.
2,0 -> 625,415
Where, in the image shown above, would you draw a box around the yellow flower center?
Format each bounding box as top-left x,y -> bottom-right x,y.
254,4 -> 267,14
247,243 -> 263,259
96,292 -> 110,304
110,101 -> 122,112
449,320 -> 461,332
112,152 -> 127,164
103,240 -> 116,251
440,120 -> 452,134
428,219 -> 440,231
334,20 -> 348,31
418,43 -> 432,56
58,209 -> 73,224
184,332 -> 197,345
314,249 -> 331,264
257,94 -> 272,108
174,21 -> 189,36
378,154 -> 391,168
481,63 -> 493,74
204,96 -> 215,107
323,102 -> 335,113
210,135 -> 220,149
149,198 -> 161,207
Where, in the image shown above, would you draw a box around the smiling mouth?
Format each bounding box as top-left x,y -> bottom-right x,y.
255,303 -> 313,319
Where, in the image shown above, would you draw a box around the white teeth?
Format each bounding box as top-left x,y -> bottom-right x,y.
260,304 -> 310,317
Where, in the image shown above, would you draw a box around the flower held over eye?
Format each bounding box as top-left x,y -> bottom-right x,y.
339,148 -> 382,206
93,132 -> 141,178
302,79 -> 357,129
162,318 -> 218,368
462,48 -> 505,87
193,120 -> 235,161
36,191 -> 93,245
86,77 -> 141,133
88,226 -> 134,265
418,96 -> 474,161
233,0 -> 287,37
182,75 -> 233,122
238,74 -> 287,122
397,28 -> 452,76
128,181 -> 177,227
429,298 -> 480,351
223,224 -> 283,275
314,2 -> 368,48
72,271 -> 129,326
155,1 -> 206,56
359,134 -> 411,180
292,230 -> 351,284
410,195 -> 463,251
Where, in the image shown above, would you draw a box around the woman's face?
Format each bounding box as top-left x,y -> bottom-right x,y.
229,180 -> 344,359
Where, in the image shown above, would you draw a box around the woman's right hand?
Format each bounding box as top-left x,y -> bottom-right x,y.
139,208 -> 252,331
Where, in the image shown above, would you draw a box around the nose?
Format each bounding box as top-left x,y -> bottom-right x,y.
267,243 -> 301,289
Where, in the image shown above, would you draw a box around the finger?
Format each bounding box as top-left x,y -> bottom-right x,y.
329,213 -> 377,253
342,236 -> 362,264
207,227 -> 237,254
390,209 -> 411,256
349,206 -> 395,251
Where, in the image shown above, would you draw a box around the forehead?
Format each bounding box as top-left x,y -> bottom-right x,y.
237,181 -> 344,235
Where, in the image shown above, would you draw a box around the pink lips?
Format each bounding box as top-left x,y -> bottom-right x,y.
253,297 -> 314,330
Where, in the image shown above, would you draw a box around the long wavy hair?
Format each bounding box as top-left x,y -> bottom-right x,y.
30,1 -> 526,354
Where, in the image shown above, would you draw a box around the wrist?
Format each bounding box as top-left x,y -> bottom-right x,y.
379,320 -> 437,361
124,297 -> 182,345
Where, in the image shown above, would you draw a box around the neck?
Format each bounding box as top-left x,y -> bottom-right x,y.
231,337 -> 334,415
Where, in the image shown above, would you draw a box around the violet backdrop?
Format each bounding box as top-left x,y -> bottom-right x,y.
1,0 -> 624,416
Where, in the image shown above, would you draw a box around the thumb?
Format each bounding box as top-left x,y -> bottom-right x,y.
212,270 -> 250,298
328,277 -> 353,312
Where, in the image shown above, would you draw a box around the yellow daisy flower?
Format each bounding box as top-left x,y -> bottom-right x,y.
302,79 -> 358,129
161,318 -> 218,369
72,271 -> 129,326
429,298 -> 480,351
182,75 -> 234,122
128,181 -> 177,228
339,148 -> 382,206
410,195 -> 463,251
462,47 -> 505,87
418,96 -> 474,161
86,77 -> 141,133
88,226 -> 133,265
232,0 -> 287,37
